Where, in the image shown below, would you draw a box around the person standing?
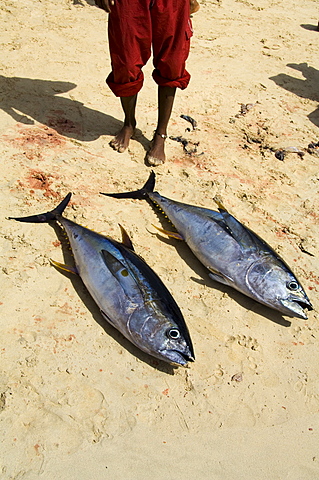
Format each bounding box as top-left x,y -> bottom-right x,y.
95,0 -> 197,165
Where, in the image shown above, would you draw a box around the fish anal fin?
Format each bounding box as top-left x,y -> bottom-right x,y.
152,224 -> 184,241
50,259 -> 79,275
119,224 -> 135,251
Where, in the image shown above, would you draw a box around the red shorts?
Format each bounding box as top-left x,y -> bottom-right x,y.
106,0 -> 192,97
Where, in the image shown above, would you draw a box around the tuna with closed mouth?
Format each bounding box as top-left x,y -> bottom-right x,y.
101,172 -> 313,319
9,193 -> 194,366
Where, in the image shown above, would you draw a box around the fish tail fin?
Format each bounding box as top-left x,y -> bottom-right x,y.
9,192 -> 72,223
100,171 -> 156,200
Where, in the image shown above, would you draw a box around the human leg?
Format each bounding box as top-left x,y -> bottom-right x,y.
106,0 -> 151,152
146,0 -> 192,165
109,94 -> 137,153
146,86 -> 176,166
151,0 -> 192,89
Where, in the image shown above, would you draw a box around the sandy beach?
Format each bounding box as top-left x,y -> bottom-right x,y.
1,0 -> 319,478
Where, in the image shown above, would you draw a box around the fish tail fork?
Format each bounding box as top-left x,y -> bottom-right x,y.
9,193 -> 72,223
100,171 -> 156,200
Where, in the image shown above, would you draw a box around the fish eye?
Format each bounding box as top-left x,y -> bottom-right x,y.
287,281 -> 299,291
166,328 -> 181,340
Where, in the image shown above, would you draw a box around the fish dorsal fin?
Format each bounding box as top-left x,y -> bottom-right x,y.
118,224 -> 135,251
101,249 -> 141,299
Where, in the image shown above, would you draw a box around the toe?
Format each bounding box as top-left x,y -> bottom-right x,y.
109,138 -> 123,152
146,154 -> 165,166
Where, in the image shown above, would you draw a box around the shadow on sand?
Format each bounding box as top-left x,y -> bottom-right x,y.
0,75 -> 149,148
270,63 -> 319,128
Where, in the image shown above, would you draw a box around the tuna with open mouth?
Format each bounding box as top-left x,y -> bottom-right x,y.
101,172 -> 313,320
9,193 -> 194,366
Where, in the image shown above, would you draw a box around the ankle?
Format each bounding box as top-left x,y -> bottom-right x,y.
123,118 -> 136,129
154,130 -> 168,140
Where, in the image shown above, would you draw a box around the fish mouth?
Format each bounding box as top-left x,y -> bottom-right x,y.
281,296 -> 313,320
161,349 -> 195,366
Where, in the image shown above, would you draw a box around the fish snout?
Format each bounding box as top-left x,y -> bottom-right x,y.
161,347 -> 195,366
281,293 -> 313,319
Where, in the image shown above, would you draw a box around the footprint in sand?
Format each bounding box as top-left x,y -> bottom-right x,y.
225,334 -> 262,374
225,334 -> 260,351
290,323 -> 317,345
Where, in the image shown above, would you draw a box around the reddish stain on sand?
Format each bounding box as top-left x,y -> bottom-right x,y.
47,113 -> 81,136
17,169 -> 61,198
56,302 -> 74,315
11,124 -> 66,149
52,334 -> 77,353
3,123 -> 69,162
34,444 -> 41,455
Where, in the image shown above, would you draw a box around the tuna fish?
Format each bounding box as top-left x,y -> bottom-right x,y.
101,172 -> 313,319
9,193 -> 194,365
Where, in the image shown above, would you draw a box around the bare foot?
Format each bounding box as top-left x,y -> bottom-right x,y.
109,125 -> 135,153
146,132 -> 167,166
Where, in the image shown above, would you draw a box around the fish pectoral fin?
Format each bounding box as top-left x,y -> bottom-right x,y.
213,199 -> 271,254
152,224 -> 184,241
100,310 -> 119,328
50,259 -> 79,275
208,268 -> 234,287
217,208 -> 259,252
118,224 -> 135,251
101,249 -> 142,298
101,249 -> 131,278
